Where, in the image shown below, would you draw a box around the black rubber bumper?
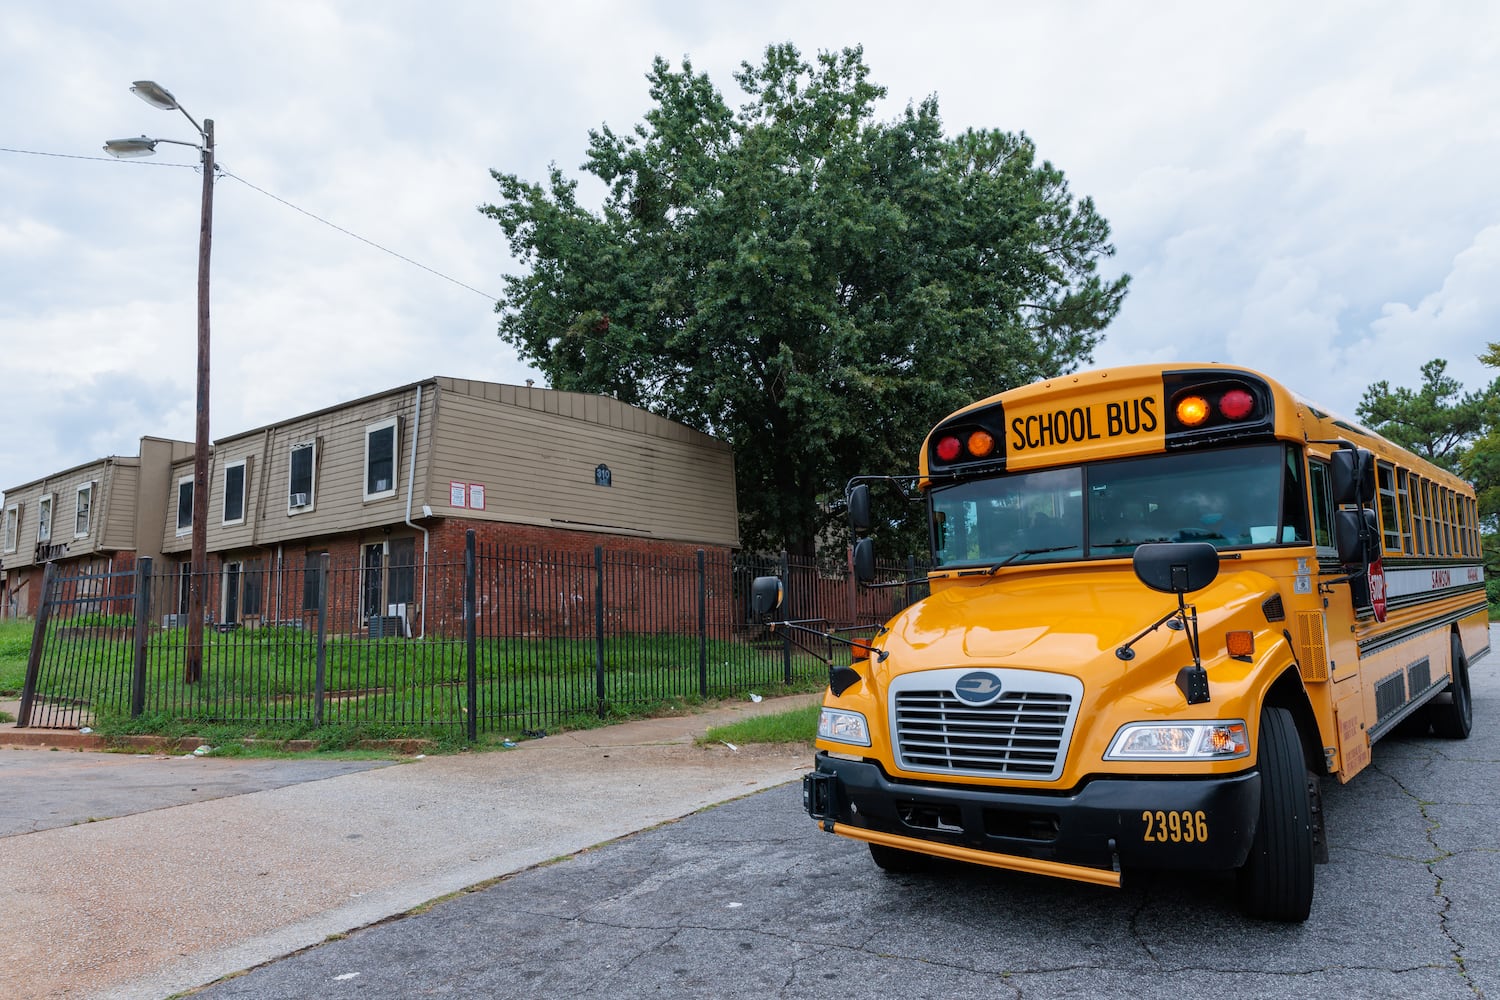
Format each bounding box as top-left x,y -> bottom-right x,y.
804,751 -> 1261,873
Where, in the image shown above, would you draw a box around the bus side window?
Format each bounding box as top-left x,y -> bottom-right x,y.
1280,446 -> 1311,543
1307,459 -> 1333,551
1377,461 -> 1401,555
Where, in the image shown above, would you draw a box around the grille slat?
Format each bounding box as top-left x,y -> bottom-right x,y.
894,679 -> 1078,779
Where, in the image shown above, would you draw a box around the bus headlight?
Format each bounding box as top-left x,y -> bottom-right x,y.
1104,721 -> 1249,760
819,708 -> 871,747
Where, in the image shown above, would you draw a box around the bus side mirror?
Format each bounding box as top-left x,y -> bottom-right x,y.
1334,508 -> 1378,566
1330,447 -> 1375,506
849,484 -> 872,535
750,577 -> 783,619
853,538 -> 875,585
1132,542 -> 1220,594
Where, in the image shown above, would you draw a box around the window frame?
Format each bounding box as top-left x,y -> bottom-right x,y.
363,417 -> 399,502
37,494 -> 53,544
176,476 -> 194,537
222,459 -> 248,526
3,503 -> 18,553
74,482 -> 95,538
288,441 -> 317,514
1376,461 -> 1401,555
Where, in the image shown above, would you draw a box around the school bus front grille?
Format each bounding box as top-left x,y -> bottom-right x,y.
892,688 -> 1075,779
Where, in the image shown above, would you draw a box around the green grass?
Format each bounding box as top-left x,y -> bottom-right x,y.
6,617 -> 828,754
702,702 -> 821,747
0,618 -> 33,695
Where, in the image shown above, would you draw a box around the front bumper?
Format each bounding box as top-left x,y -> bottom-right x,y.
803,751 -> 1260,886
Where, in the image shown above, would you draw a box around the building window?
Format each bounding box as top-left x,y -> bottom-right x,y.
242,558 -> 264,617
38,495 -> 53,544
3,504 -> 18,553
390,536 -> 416,605
176,476 -> 194,537
75,482 -> 94,538
302,550 -> 326,611
289,441 -> 317,512
364,418 -> 399,501
223,460 -> 247,526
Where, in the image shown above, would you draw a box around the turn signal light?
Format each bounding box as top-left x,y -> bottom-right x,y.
1175,395 -> 1211,427
850,638 -> 873,661
1226,630 -> 1254,658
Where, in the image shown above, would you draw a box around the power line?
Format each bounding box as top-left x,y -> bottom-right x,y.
220,169 -> 500,302
1,144 -> 500,303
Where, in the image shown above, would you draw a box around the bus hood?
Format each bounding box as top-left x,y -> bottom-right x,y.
878,566 -> 1279,674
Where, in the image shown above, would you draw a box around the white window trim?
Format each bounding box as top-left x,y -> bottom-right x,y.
37,494 -> 54,544
176,475 -> 194,537
74,481 -> 95,538
363,417 -> 400,502
288,440 -> 317,515
222,459 -> 248,526
3,504 -> 17,554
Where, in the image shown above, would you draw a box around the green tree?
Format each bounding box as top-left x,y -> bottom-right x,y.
1356,359 -> 1490,473
1358,354 -> 1500,589
482,44 -> 1128,556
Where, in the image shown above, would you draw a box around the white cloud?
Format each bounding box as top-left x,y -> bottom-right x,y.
3,0 -> 1500,503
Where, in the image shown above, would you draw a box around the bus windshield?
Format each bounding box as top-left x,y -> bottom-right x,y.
929,444 -> 1309,567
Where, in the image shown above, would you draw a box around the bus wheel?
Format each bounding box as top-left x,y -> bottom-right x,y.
1429,635 -> 1473,740
868,842 -> 930,873
1237,706 -> 1314,922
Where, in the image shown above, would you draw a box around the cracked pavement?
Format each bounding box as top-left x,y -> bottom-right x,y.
193,630 -> 1500,1000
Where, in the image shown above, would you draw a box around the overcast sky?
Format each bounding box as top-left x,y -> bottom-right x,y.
4,1 -> 1498,500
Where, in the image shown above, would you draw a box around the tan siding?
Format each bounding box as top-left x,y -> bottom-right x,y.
99,461 -> 140,551
427,387 -> 739,547
235,385 -> 432,548
161,456 -> 197,555
2,483 -> 43,569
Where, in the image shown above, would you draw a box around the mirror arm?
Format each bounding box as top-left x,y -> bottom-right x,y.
767,619 -> 890,662
1116,600 -> 1190,661
1318,563 -> 1368,593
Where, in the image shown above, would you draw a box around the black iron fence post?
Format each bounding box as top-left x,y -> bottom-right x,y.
594,546 -> 606,718
697,549 -> 708,698
131,558 -> 153,718
465,530 -> 478,743
15,561 -> 58,728
314,552 -> 329,727
780,550 -> 792,685
906,554 -> 917,608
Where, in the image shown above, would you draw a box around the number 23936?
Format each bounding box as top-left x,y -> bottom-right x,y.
1141,809 -> 1209,843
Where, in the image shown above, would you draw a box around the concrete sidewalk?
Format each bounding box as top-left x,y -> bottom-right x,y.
0,694 -> 819,1000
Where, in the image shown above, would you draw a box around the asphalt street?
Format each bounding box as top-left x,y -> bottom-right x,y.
191,629 -> 1500,1000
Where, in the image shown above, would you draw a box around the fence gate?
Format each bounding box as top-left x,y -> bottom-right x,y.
17,559 -> 152,729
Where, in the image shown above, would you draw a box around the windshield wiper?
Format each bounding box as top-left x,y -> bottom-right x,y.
949,545 -> 1078,576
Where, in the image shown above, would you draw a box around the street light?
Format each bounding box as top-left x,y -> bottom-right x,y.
105,80 -> 215,685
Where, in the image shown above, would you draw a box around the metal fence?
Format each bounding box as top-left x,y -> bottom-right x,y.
17,532 -> 929,739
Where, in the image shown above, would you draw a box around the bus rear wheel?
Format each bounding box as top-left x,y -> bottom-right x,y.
1429,635 -> 1473,740
1237,705 -> 1314,922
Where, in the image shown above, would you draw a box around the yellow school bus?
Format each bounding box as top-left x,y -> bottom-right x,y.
770,362 -> 1487,921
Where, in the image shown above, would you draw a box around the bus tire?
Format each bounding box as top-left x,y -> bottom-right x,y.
868,842 -> 930,873
1237,706 -> 1314,922
1429,635 -> 1473,740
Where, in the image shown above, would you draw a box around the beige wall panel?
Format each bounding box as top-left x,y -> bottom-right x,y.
236,385 -> 433,549
100,461 -> 140,551
428,390 -> 738,547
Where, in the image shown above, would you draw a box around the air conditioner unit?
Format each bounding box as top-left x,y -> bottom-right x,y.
289,492 -> 309,508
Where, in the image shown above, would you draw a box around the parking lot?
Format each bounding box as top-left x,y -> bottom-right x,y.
194,632 -> 1500,1000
